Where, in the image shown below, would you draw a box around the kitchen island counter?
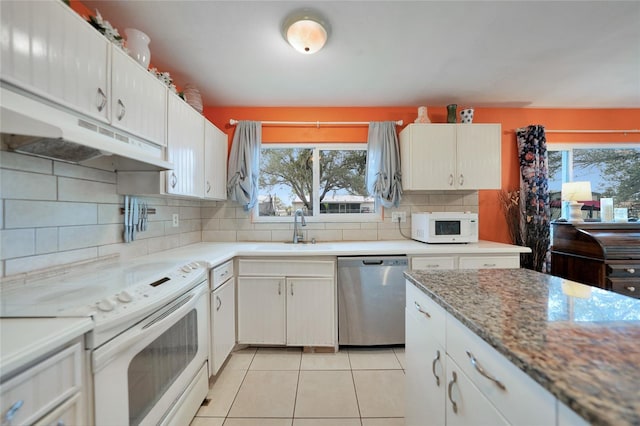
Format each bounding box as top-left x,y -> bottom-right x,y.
405,268 -> 640,426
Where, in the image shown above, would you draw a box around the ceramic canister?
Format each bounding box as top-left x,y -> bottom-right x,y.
460,108 -> 474,123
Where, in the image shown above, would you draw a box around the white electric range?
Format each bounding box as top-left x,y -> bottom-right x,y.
0,256 -> 211,425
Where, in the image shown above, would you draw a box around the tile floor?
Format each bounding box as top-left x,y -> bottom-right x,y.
190,346 -> 406,426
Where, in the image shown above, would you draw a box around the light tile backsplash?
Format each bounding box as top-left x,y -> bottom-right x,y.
1,150 -> 479,278
0,151 -> 203,278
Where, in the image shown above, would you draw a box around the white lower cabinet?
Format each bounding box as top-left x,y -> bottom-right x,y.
210,278 -> 236,376
445,356 -> 509,426
0,341 -> 85,426
237,259 -> 336,348
406,280 -> 568,426
411,254 -> 520,270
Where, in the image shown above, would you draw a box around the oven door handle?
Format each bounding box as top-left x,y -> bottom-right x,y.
92,282 -> 207,373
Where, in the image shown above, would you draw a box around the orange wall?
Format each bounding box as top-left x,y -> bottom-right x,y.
205,106 -> 640,243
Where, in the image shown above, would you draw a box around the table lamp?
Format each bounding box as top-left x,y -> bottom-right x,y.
561,181 -> 592,223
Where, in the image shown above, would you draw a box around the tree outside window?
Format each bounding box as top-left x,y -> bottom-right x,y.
256,144 -> 377,221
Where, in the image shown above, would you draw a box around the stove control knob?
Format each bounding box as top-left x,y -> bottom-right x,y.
117,291 -> 133,303
181,265 -> 192,273
189,262 -> 199,269
96,298 -> 114,312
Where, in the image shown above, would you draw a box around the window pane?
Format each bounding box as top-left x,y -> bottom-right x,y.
318,149 -> 372,215
573,147 -> 640,220
258,147 -> 313,216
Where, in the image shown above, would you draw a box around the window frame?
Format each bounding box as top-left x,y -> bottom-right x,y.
252,143 -> 383,223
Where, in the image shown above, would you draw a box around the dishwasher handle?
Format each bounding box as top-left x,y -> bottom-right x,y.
362,260 -> 384,265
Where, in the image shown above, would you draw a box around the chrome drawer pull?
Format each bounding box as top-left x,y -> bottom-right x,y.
4,400 -> 24,424
414,301 -> 431,318
432,349 -> 441,386
448,174 -> 454,186
626,286 -> 636,292
96,87 -> 107,112
483,263 -> 497,267
447,371 -> 458,413
466,351 -> 506,390
116,99 -> 126,120
459,174 -> 464,186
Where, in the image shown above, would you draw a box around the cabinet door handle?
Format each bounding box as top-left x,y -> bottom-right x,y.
206,181 -> 211,193
96,87 -> 107,112
466,350 -> 506,390
459,174 -> 464,186
483,263 -> 497,267
448,174 -> 454,186
3,400 -> 24,425
290,282 -> 294,296
625,268 -> 635,274
216,295 -> 222,311
432,349 -> 441,386
116,99 -> 126,120
278,281 -> 282,295
447,371 -> 458,414
625,286 -> 636,292
170,172 -> 178,189
414,301 -> 431,318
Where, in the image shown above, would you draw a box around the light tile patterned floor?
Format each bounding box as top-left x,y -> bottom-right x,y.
191,346 -> 405,426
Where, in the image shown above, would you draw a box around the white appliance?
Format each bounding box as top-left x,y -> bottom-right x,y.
411,212 -> 479,244
0,257 -> 210,426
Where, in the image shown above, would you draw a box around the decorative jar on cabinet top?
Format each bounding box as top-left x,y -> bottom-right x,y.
125,28 -> 151,69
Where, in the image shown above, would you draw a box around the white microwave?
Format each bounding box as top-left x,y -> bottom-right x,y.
411,212 -> 479,244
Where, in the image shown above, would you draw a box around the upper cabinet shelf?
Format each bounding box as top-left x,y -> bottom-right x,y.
399,124 -> 502,191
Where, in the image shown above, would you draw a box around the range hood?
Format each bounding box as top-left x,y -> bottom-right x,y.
0,86 -> 173,171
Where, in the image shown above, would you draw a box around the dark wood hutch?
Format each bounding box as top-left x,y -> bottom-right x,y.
551,222 -> 640,299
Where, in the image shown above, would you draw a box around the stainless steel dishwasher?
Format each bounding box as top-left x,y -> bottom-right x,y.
337,255 -> 408,345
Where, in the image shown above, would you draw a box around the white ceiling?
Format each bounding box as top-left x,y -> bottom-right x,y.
83,1 -> 640,108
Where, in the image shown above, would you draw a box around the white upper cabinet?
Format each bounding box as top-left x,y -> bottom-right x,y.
400,124 -> 501,190
166,92 -> 205,197
204,120 -> 228,200
0,0 -> 110,123
110,47 -> 167,146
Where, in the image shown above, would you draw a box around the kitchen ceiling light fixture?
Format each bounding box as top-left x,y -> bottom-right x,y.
282,9 -> 329,54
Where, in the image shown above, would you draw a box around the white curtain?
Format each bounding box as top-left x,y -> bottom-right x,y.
366,121 -> 402,208
227,121 -> 262,210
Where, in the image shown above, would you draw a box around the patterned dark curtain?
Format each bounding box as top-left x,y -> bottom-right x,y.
516,125 -> 551,273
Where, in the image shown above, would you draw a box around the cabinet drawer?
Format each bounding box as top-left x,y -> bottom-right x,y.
607,263 -> 640,278
406,281 -> 446,347
459,256 -> 519,269
446,315 -> 555,425
412,256 -> 457,270
238,259 -> 335,277
211,260 -> 234,290
1,342 -> 82,426
33,392 -> 82,426
608,278 -> 639,299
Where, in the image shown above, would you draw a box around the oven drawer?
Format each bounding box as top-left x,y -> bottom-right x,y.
1,342 -> 82,426
211,260 -> 234,290
607,278 -> 640,299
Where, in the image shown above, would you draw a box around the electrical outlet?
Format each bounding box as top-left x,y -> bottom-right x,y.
392,211 -> 407,223
172,213 -> 180,227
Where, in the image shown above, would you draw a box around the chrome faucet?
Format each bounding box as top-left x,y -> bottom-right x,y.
293,209 -> 307,244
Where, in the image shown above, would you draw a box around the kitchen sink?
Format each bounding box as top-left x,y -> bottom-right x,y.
254,242 -> 334,251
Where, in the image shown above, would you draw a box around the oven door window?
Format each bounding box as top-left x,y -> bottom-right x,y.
128,309 -> 198,425
435,220 -> 460,236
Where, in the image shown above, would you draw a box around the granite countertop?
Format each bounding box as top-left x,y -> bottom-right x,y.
405,268 -> 640,426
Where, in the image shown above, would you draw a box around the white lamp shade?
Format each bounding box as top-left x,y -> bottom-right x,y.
283,10 -> 329,54
561,181 -> 592,202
